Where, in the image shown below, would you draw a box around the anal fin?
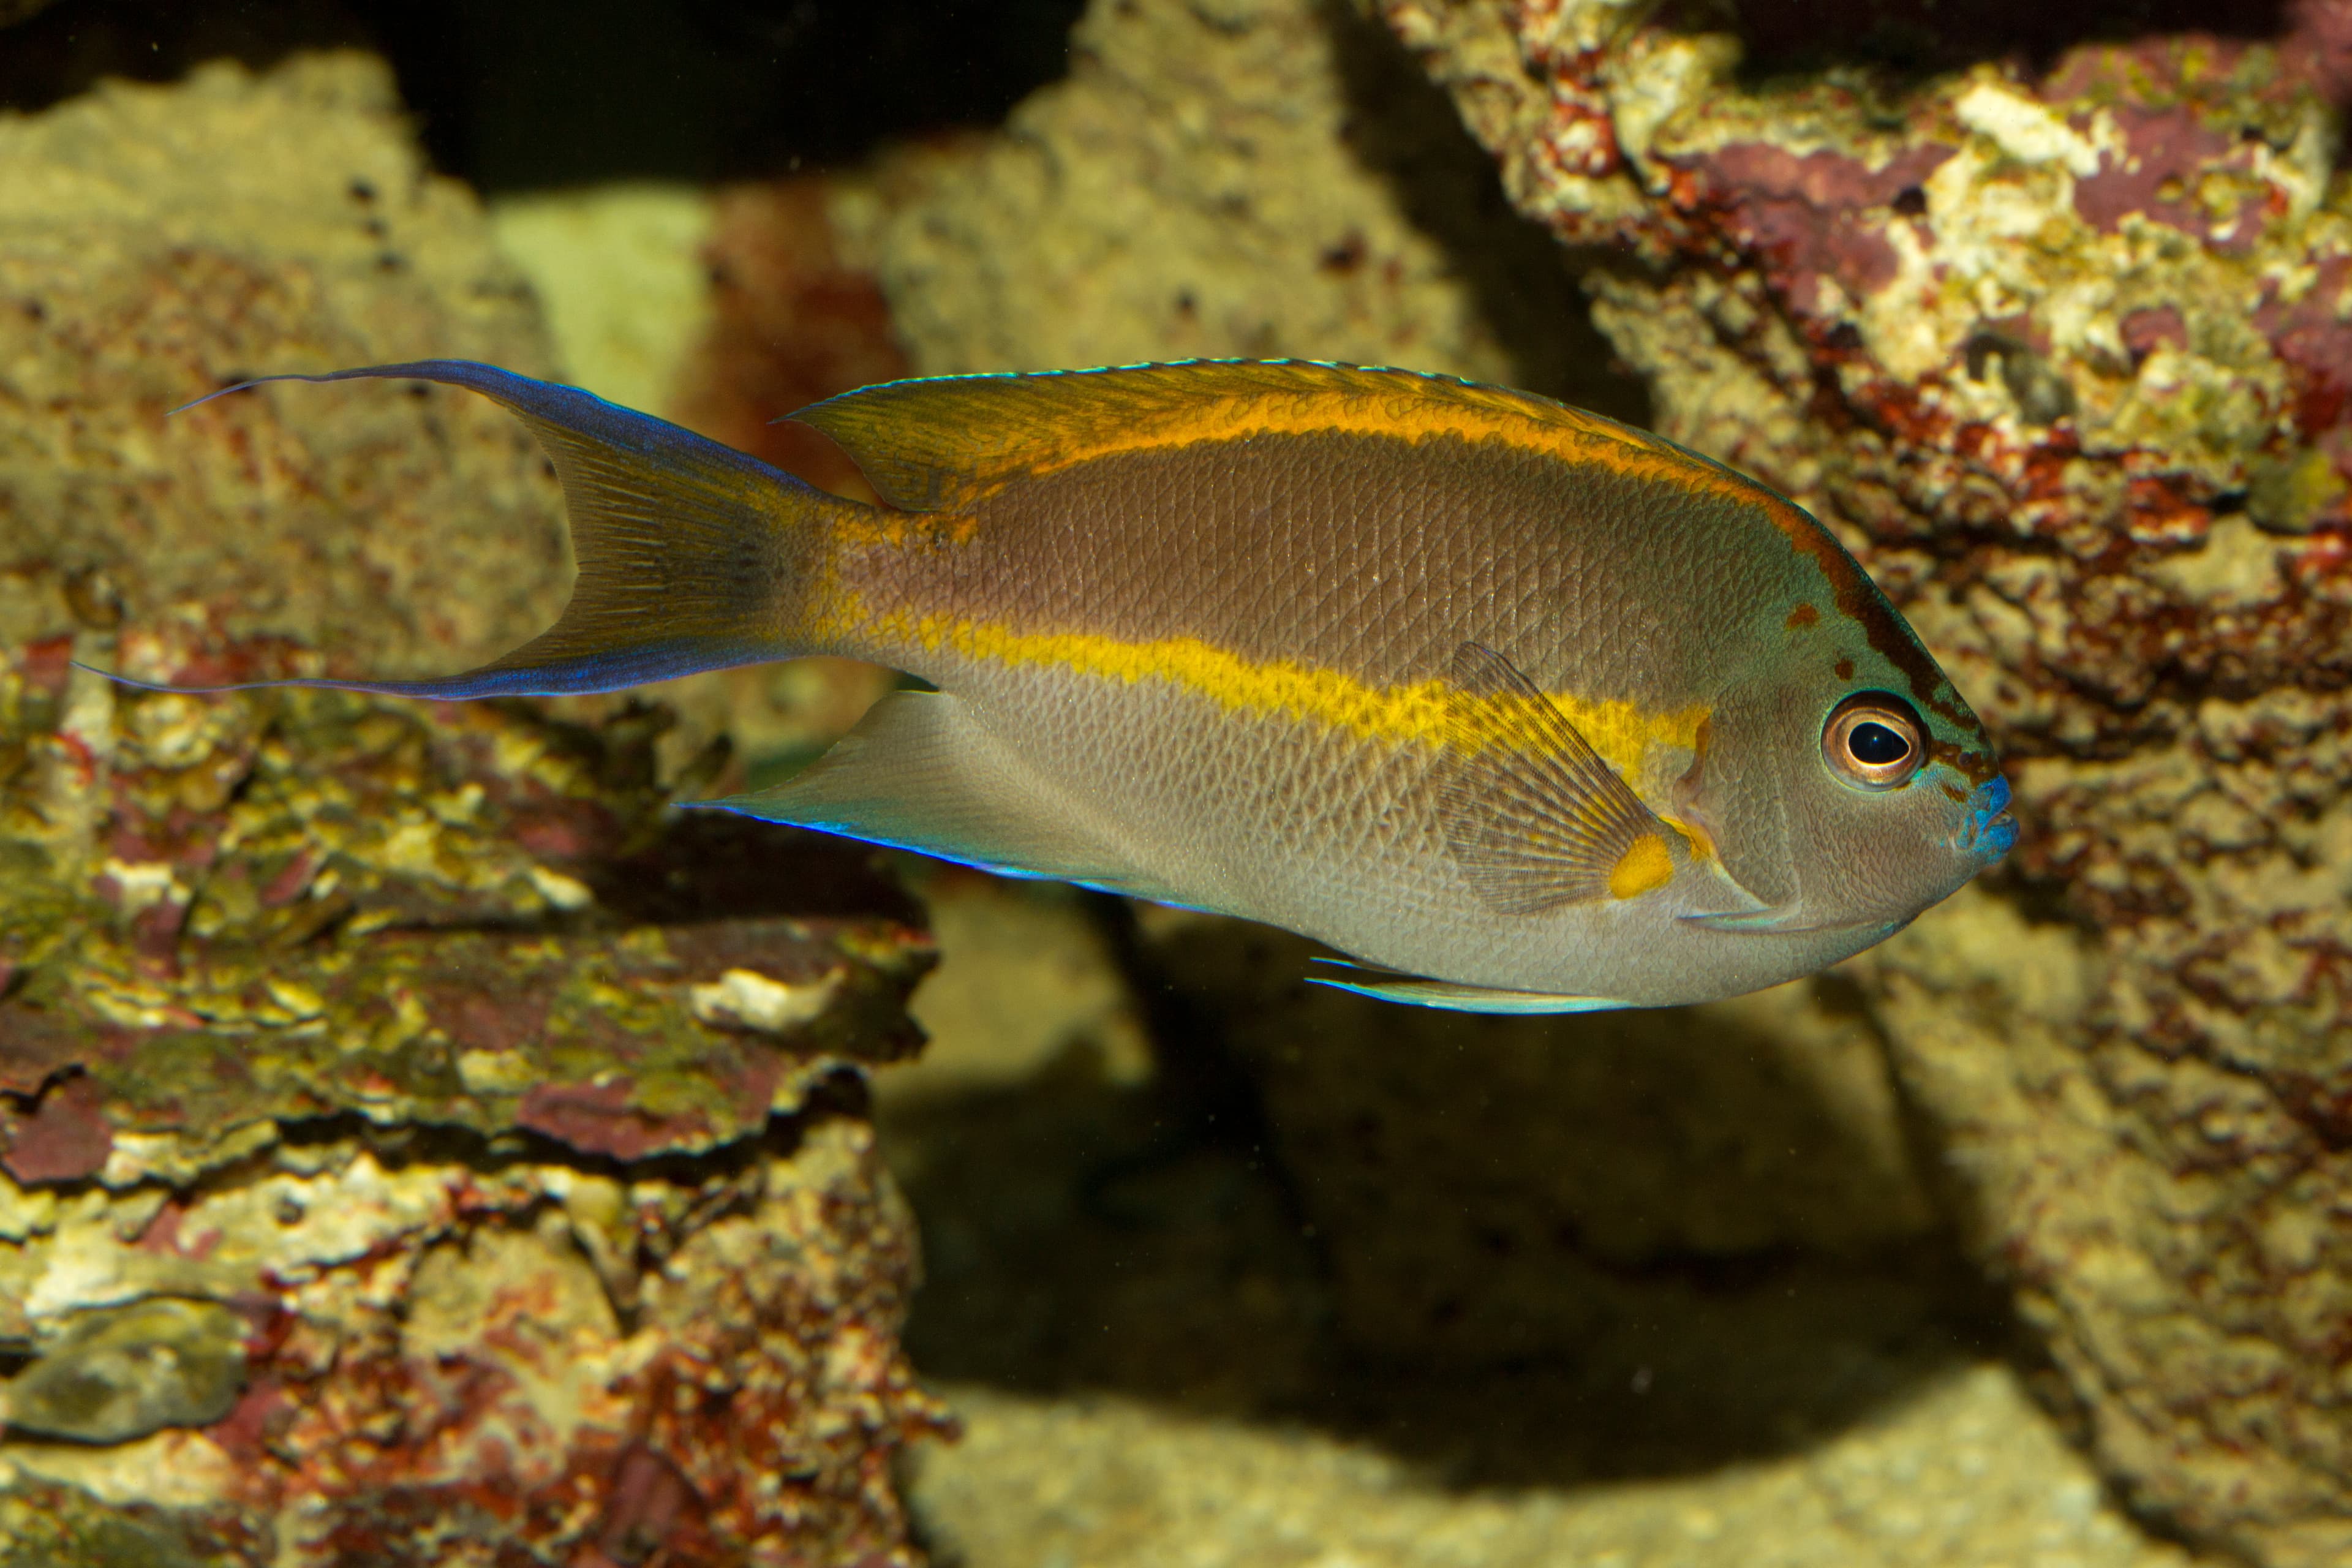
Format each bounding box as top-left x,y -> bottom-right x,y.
1306,959 -> 1626,1015
694,691 -> 1163,899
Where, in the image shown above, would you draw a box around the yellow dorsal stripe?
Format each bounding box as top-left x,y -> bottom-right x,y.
799,361 -> 1779,517
1005,386 -> 1741,502
894,611 -> 1708,782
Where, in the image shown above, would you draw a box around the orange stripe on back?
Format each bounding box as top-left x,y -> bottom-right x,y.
796,360 -> 1774,518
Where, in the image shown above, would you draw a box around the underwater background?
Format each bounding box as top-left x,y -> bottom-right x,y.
0,0 -> 2347,1564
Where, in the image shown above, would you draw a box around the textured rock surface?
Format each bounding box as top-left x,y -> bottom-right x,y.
0,630 -> 946,1565
484,184 -> 715,417
0,54 -> 947,1566
824,0 -> 1623,404
884,887 -> 2196,1568
1376,2 -> 2352,1561
0,52 -> 568,682
909,1366 -> 2196,1568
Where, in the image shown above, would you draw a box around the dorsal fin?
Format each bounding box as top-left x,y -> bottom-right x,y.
788,359 -> 1731,514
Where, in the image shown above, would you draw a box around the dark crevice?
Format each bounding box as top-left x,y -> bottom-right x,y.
0,0 -> 1088,188
1680,0 -> 2297,84
243,1066 -> 869,1188
1320,0 -> 1655,423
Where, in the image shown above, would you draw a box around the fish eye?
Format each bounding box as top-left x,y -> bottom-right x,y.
1822,692 -> 1924,791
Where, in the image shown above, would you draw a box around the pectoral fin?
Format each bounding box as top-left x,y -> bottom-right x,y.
1436,642 -> 1678,915
694,690 -> 1172,901
1306,959 -> 1626,1014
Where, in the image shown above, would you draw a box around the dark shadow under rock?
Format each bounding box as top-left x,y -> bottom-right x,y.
883,888 -> 2015,1493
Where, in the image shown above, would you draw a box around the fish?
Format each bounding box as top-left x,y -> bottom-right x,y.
108,358 -> 2016,1013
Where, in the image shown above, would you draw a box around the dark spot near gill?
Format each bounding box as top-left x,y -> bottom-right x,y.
1834,657 -> 1855,680
1890,185 -> 1928,217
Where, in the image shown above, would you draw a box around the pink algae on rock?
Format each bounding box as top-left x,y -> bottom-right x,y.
1381,2 -> 2352,1564
0,622 -> 947,1566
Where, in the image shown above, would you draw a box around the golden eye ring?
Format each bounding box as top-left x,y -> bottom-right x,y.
1822,692 -> 1924,791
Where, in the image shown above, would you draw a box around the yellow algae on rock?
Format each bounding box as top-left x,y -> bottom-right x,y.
486,183 -> 716,413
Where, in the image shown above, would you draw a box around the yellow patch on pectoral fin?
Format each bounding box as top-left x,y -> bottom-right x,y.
1608,833 -> 1675,900
1436,641 -> 1677,916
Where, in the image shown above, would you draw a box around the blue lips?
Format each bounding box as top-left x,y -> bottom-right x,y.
1964,775 -> 2018,863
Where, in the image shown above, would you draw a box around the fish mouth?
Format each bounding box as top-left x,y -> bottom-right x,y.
1958,775 -> 2018,864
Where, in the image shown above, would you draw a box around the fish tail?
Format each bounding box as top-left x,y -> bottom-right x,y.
137,361 -> 854,700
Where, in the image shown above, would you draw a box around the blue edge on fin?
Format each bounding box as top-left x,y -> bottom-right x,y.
1304,959 -> 1627,1015
679,799 -> 1213,914
694,804 -> 1611,1014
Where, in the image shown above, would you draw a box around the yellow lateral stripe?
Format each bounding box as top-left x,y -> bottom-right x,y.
897,612 -> 1708,778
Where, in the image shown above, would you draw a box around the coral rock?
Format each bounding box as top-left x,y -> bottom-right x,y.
1379,2 -> 2352,1562
0,52 -> 571,683
0,630 -> 945,1565
0,53 -> 947,1566
828,0 -> 1595,393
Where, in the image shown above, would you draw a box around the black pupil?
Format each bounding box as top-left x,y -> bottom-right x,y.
1849,721 -> 1910,766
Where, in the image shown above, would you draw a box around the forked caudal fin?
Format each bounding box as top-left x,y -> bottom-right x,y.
84,361 -> 850,700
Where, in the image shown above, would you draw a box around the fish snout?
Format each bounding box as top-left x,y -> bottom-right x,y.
1958,775 -> 2018,864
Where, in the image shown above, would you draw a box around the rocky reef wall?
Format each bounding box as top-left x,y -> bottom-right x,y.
7,1 -> 2348,1564
1375,1 -> 2352,1561
0,55 -> 944,1566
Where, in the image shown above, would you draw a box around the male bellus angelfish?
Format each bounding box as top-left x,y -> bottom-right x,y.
112,358 -> 2016,1012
